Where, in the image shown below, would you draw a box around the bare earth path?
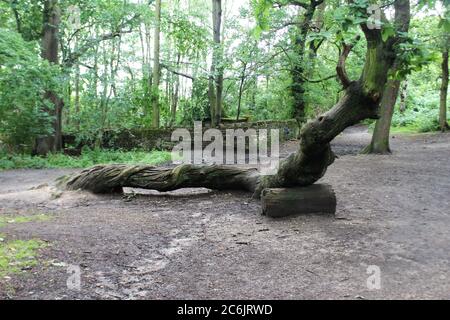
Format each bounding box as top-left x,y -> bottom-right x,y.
0,126 -> 449,299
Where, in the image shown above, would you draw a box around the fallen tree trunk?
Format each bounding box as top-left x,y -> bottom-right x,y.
62,1 -> 410,200
64,164 -> 260,194
261,185 -> 336,218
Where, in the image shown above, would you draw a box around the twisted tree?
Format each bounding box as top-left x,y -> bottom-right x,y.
62,0 -> 410,199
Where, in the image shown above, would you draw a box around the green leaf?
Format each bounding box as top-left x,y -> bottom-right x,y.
382,25 -> 395,42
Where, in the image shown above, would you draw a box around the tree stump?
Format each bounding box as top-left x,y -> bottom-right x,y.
261,184 -> 336,218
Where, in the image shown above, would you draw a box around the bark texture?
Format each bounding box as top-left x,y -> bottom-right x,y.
362,78 -> 401,154
35,0 -> 63,155
151,0 -> 162,128
209,0 -> 224,127
440,50 -> 449,131
64,164 -> 260,194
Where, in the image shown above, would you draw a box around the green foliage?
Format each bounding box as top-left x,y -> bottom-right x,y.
0,30 -> 60,151
0,149 -> 172,171
166,10 -> 209,59
393,34 -> 438,79
0,0 -> 448,153
392,94 -> 442,133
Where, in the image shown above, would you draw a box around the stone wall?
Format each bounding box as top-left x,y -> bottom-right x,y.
65,120 -> 300,152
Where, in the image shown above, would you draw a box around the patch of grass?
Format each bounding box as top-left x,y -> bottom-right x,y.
390,126 -> 421,134
367,123 -> 429,135
0,214 -> 52,228
0,239 -> 46,277
0,149 -> 173,171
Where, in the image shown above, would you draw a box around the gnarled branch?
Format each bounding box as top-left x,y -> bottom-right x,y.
336,35 -> 360,88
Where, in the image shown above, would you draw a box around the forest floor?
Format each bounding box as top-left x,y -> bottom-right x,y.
0,125 -> 449,300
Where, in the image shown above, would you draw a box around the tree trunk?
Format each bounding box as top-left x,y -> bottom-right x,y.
236,62 -> 247,121
290,0 -> 321,125
170,54 -> 181,127
208,75 -> 217,126
74,58 -> 81,131
399,79 -> 408,113
152,0 -> 162,128
36,0 -> 63,155
362,0 -> 411,154
210,0 -> 223,127
440,50 -> 449,131
62,1 -> 410,201
362,78 -> 401,154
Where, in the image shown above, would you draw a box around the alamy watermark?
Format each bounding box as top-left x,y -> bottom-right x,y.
67,5 -> 81,30
366,265 -> 381,290
367,3 -> 382,30
171,122 -> 280,176
67,265 -> 81,291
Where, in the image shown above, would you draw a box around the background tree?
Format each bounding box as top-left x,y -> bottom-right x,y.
151,0 -> 162,128
439,0 -> 450,131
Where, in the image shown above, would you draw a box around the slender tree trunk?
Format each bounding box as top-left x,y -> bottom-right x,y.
440,50 -> 449,131
36,0 -> 63,155
363,78 -> 401,154
170,54 -> 181,127
142,23 -> 152,118
208,75 -> 217,126
210,0 -> 223,127
399,79 -> 408,113
236,63 -> 247,121
152,0 -> 162,128
99,42 -> 109,135
74,34 -> 81,131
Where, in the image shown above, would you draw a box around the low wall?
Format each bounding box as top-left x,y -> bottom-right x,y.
65,120 -> 300,152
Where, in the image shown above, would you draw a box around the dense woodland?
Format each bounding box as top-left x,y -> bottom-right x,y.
1,0 -> 450,301
0,0 -> 448,161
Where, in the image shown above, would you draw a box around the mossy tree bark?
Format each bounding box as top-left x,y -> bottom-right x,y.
363,0 -> 411,154
63,0 -> 410,198
440,49 -> 449,132
362,77 -> 401,154
36,0 -> 63,156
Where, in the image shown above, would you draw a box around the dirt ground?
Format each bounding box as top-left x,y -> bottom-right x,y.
0,126 -> 449,300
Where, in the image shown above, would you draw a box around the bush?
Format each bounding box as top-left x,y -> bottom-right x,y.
0,30 -> 60,152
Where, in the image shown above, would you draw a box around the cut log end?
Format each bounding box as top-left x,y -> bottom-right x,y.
261,184 -> 336,218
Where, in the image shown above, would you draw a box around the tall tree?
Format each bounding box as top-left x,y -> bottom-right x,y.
36,0 -> 64,155
363,0 -> 411,154
363,76 -> 402,154
209,0 -> 223,127
439,36 -> 449,131
152,0 -> 162,128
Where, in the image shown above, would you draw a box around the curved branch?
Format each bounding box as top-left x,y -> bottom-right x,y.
336,35 -> 360,88
161,64 -> 195,80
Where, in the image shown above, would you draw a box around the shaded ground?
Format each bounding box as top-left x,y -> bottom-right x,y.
0,126 -> 449,300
